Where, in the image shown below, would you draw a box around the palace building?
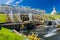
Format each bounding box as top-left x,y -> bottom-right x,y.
0,4 -> 45,15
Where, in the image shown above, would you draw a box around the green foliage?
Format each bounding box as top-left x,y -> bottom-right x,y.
0,27 -> 30,40
0,14 -> 7,23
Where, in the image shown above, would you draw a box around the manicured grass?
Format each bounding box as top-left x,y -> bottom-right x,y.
0,14 -> 7,23
45,14 -> 60,20
0,27 -> 30,40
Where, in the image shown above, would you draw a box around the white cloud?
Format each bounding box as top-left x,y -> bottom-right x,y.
5,0 -> 14,4
20,0 -> 23,2
0,0 -> 7,4
16,0 -> 23,3
0,0 -> 23,5
20,0 -> 23,3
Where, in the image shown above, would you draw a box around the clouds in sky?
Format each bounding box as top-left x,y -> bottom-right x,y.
0,0 -> 23,5
0,0 -> 7,4
19,0 -> 23,3
16,0 -> 23,4
5,0 -> 14,4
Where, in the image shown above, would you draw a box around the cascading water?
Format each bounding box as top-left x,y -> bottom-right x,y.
44,23 -> 57,38
29,13 -> 32,21
17,13 -> 21,22
9,10 -> 14,22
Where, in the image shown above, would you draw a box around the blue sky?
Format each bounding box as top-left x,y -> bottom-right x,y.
0,0 -> 60,13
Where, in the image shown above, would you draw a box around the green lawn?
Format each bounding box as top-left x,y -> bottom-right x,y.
0,14 -> 7,23
45,14 -> 60,20
0,27 -> 30,40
